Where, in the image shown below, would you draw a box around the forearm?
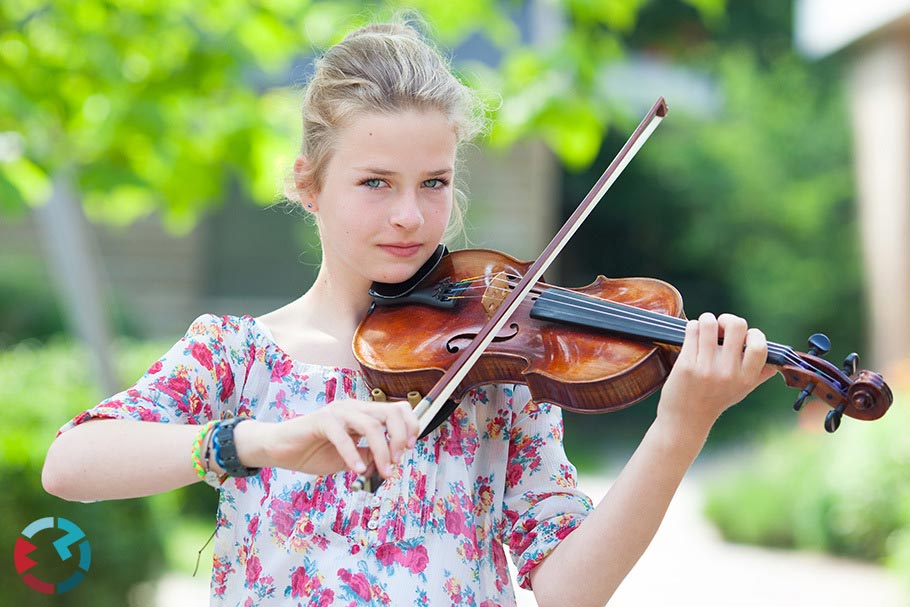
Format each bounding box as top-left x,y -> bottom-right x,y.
41,419 -> 272,502
530,415 -> 710,607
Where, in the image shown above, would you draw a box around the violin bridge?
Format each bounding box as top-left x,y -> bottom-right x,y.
481,271 -> 512,318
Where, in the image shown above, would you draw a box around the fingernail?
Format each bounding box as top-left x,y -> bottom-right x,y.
392,450 -> 401,464
407,436 -> 416,448
355,461 -> 366,473
385,464 -> 394,477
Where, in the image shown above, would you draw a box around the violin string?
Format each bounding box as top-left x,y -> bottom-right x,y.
451,276 -> 840,386
536,288 -> 845,388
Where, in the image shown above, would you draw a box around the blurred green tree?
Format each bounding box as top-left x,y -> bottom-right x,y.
1,0 -> 721,228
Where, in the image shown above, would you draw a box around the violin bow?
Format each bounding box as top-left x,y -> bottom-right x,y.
412,97 -> 670,434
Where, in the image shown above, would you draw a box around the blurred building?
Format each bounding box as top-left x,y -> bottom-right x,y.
795,0 -> 910,378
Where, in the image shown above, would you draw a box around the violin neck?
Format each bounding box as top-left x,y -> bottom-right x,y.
529,288 -> 791,366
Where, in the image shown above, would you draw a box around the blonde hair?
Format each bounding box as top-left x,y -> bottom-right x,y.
286,18 -> 486,241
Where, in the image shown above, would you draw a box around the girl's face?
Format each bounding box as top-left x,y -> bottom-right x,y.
306,110 -> 457,289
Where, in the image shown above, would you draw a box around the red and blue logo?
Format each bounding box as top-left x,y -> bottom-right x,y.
14,517 -> 91,594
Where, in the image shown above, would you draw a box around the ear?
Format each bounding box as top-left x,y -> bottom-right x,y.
293,155 -> 318,211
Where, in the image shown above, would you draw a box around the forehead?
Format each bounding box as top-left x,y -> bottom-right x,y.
333,110 -> 458,171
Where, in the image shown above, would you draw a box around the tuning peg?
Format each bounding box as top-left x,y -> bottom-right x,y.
824,404 -> 846,433
842,352 -> 859,375
793,381 -> 816,412
807,333 -> 831,357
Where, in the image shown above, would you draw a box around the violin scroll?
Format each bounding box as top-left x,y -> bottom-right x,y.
778,334 -> 893,433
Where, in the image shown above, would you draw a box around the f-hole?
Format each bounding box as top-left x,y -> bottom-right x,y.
446,323 -> 520,353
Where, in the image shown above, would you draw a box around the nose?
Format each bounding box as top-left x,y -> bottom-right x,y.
389,190 -> 424,231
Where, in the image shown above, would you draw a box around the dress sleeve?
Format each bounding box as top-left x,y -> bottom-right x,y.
56,314 -> 247,436
501,385 -> 594,590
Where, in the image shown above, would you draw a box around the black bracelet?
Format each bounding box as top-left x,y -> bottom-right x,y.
212,417 -> 261,478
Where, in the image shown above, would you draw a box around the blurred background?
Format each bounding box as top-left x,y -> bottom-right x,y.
1,0 -> 907,605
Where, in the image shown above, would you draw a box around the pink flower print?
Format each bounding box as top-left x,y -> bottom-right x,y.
486,415 -> 506,439
338,569 -> 371,601
158,375 -> 190,402
269,357 -> 294,384
375,543 -> 402,567
245,554 -> 261,585
148,360 -> 163,374
137,408 -> 162,422
325,377 -> 337,402
473,480 -> 493,516
401,544 -> 429,573
342,374 -> 354,396
491,543 -> 509,591
506,462 -> 523,488
244,342 -> 257,382
258,467 -> 272,506
212,553 -> 234,589
444,503 -> 468,537
243,598 -> 254,607
270,357 -> 294,383
289,566 -> 311,598
521,399 -> 542,418
215,359 -> 234,402
190,341 -> 214,370
444,577 -> 463,603
247,515 -> 259,537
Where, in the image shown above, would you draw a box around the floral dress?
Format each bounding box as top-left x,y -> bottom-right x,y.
58,314 -> 593,606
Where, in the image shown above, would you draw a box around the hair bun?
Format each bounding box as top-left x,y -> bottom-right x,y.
345,20 -> 422,42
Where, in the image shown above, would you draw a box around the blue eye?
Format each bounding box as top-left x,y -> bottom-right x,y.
423,178 -> 449,189
362,178 -> 384,188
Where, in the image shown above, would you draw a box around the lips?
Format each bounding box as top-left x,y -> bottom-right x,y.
379,243 -> 422,257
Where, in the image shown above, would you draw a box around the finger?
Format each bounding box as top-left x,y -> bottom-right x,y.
401,400 -> 420,448
322,419 -> 368,474
346,412 -> 393,478
717,313 -> 748,371
382,402 -> 412,464
679,318 -> 699,364
697,312 -> 718,367
742,327 -> 769,379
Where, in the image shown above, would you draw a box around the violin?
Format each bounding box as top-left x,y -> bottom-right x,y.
351,96 -> 891,446
353,247 -> 892,434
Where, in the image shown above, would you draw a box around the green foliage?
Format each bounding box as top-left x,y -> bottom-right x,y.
0,254 -> 66,347
0,337 -> 218,601
557,36 -> 862,443
645,50 -> 861,347
1,0 -> 722,229
704,393 -> 910,573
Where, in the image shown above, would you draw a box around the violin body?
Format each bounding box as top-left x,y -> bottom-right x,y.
354,248 -> 687,413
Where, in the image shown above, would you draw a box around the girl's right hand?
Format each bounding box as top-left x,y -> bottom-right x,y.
260,399 -> 420,478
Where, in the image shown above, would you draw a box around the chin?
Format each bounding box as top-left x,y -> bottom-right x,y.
370,262 -> 425,285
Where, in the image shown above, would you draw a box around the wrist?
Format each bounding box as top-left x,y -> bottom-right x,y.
211,418 -> 265,477
232,419 -> 274,470
650,409 -> 711,457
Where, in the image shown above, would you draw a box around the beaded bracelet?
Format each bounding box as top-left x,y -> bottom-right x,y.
191,421 -> 218,482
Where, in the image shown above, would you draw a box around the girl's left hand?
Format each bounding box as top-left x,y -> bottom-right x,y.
657,312 -> 778,435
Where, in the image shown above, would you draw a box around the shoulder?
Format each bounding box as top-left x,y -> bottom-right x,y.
182,313 -> 267,355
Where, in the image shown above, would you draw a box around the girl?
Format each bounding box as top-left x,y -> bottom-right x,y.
42,19 -> 774,607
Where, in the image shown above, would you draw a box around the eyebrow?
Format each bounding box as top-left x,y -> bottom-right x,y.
354,167 -> 453,177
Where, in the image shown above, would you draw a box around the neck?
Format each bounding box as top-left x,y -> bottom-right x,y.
302,267 -> 374,339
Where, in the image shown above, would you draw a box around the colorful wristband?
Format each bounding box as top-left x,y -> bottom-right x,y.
191,421 -> 218,482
